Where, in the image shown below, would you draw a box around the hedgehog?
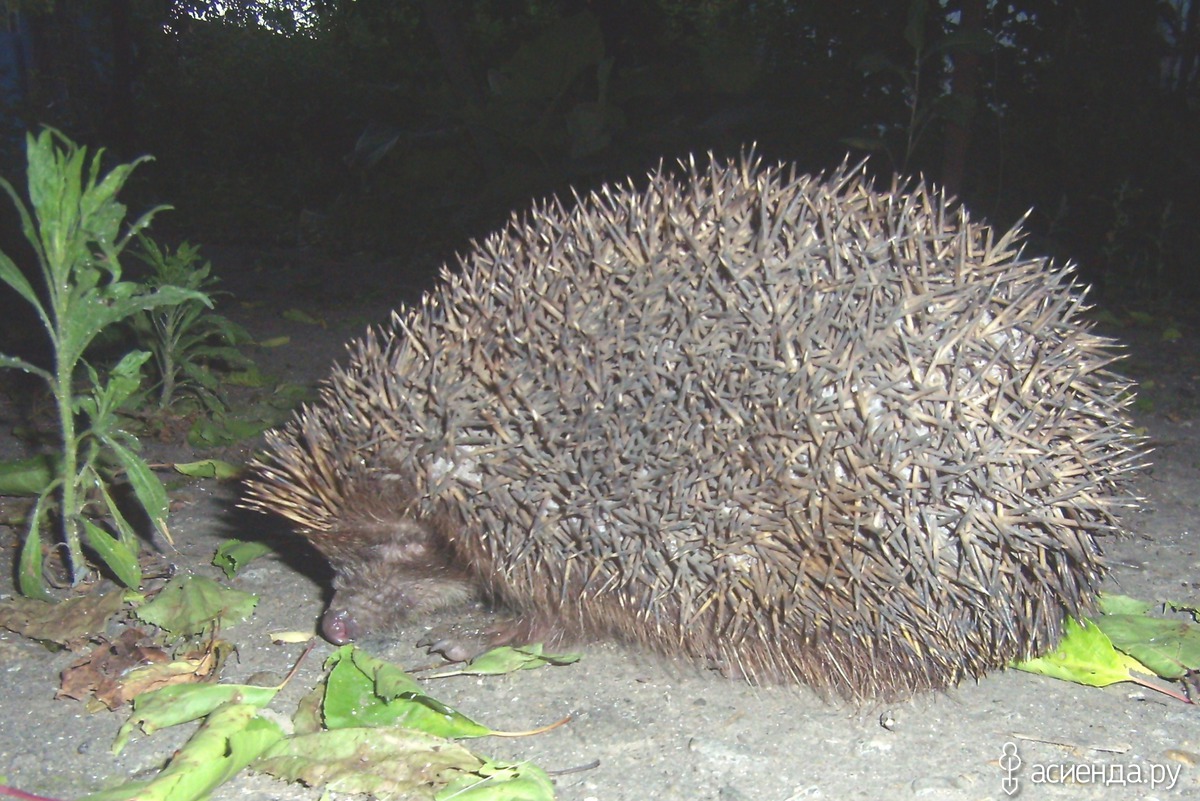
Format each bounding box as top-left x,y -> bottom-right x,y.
243,152 -> 1143,700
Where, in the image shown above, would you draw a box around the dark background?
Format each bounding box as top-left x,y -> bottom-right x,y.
1,0 -> 1197,304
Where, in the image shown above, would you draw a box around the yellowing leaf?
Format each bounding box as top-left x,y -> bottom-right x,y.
256,727 -> 483,800
1014,617 -> 1150,687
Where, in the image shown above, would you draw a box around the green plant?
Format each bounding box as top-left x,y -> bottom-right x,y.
847,0 -> 992,172
0,128 -> 208,596
127,236 -> 253,413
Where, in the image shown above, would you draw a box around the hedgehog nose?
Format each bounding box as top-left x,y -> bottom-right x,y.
321,608 -> 359,644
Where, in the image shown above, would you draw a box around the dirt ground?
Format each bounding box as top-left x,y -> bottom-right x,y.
0,247 -> 1197,801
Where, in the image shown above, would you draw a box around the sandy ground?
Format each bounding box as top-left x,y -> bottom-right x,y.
0,247 -> 1197,801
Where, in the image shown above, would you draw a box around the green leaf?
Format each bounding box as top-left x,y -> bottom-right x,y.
116,682 -> 280,751
60,286 -> 210,371
255,727 -> 484,800
104,350 -> 153,408
1097,593 -> 1156,616
88,704 -> 283,801
223,366 -> 267,387
0,245 -> 46,319
119,205 -> 171,251
187,414 -> 275,447
135,575 -> 258,638
18,493 -> 54,600
82,519 -> 142,589
437,760 -> 555,801
1013,617 -> 1149,687
212,540 -> 272,579
0,353 -> 53,383
0,454 -> 59,496
0,171 -> 47,268
104,438 -> 169,538
174,459 -> 242,480
1093,614 -> 1200,680
323,646 -> 493,738
431,644 -> 582,677
93,475 -> 142,551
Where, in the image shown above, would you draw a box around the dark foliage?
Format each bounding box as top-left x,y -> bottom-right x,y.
0,0 -> 1196,300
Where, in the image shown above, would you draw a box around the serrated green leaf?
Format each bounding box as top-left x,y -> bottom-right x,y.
135,575 -> 258,637
102,350 -> 153,408
59,286 -> 209,373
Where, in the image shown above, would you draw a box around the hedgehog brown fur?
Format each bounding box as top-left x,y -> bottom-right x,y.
244,152 -> 1144,700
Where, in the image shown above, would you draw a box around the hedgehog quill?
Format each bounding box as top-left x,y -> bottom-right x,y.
244,153 -> 1144,701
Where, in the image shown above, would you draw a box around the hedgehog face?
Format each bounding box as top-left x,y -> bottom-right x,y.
318,519 -> 477,643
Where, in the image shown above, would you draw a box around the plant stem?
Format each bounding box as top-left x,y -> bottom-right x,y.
53,341 -> 85,583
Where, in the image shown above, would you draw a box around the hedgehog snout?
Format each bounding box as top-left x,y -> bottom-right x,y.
321,606 -> 359,644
